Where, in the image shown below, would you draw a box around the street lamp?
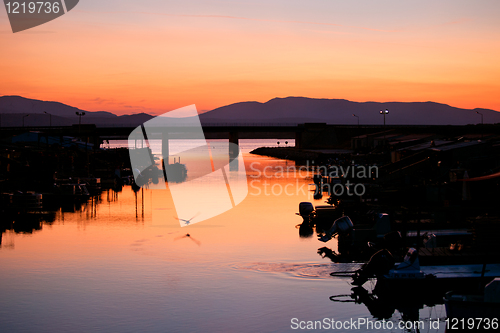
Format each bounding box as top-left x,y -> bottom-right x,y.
76,111 -> 85,135
22,114 -> 30,127
379,109 -> 389,146
475,111 -> 483,125
44,111 -> 52,126
76,111 -> 86,125
379,109 -> 389,126
352,114 -> 359,127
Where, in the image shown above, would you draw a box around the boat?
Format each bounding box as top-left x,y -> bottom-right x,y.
0,191 -> 50,222
304,202 -> 402,262
42,182 -> 91,209
76,177 -> 102,195
444,278 -> 500,319
351,247 -> 500,298
55,183 -> 90,199
1,191 -> 42,213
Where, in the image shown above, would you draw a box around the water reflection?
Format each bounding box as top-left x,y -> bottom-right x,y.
0,184 -> 151,250
1,191 -> 57,244
134,188 -> 145,219
330,285 -> 445,332
296,220 -> 314,238
4,146 -> 418,333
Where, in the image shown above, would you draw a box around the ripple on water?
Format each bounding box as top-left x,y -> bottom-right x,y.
232,262 -> 363,280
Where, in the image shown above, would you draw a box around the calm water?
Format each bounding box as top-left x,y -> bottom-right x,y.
0,140 -> 445,332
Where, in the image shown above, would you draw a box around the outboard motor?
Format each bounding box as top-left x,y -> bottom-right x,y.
423,233 -> 437,249
387,248 -> 424,279
318,216 -> 354,242
381,231 -> 403,254
297,202 -> 314,222
374,213 -> 391,236
297,202 -> 315,237
352,249 -> 395,286
298,202 -> 314,216
401,248 -> 420,269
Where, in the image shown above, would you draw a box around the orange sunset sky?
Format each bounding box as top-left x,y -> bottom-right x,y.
1,0 -> 500,115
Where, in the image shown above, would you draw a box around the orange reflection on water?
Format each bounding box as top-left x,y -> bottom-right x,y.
6,153 -> 440,333
2,153 -> 331,261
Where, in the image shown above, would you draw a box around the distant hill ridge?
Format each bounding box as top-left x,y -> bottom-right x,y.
1,95 -> 499,126
0,96 -> 153,127
199,97 -> 500,125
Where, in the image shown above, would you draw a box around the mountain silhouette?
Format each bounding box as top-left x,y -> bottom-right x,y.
2,95 -> 499,126
199,97 -> 500,125
0,96 -> 153,127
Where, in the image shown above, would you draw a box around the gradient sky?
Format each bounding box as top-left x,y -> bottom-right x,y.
1,0 -> 500,115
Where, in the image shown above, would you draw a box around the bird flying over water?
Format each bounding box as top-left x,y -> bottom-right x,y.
174,212 -> 200,226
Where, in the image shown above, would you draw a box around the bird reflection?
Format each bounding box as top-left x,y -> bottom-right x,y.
174,233 -> 201,246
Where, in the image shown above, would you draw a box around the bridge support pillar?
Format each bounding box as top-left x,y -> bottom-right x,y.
229,131 -> 239,159
92,136 -> 102,151
295,132 -> 302,149
162,131 -> 169,166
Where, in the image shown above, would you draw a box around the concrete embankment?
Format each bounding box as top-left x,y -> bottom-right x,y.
249,147 -> 324,162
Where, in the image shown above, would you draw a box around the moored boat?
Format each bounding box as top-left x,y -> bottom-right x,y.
352,247 -> 500,297
444,278 -> 500,319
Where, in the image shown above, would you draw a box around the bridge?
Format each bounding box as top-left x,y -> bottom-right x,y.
0,123 -> 492,162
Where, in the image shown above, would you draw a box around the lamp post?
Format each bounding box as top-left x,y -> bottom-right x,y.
352,114 -> 359,127
22,114 -> 30,127
379,109 -> 389,126
380,109 -> 389,146
76,111 -> 85,125
44,111 -> 52,126
76,111 -> 85,135
476,111 -> 483,139
475,111 -> 483,125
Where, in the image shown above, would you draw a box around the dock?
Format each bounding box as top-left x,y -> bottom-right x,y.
419,247 -> 500,266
